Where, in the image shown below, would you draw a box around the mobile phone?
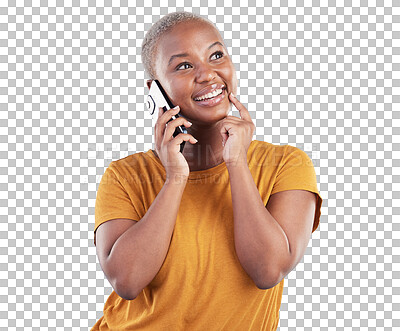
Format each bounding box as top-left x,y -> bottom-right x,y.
146,80 -> 187,153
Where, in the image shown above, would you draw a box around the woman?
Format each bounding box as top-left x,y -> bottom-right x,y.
92,11 -> 322,330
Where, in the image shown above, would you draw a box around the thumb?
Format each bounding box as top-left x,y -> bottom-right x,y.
221,131 -> 229,146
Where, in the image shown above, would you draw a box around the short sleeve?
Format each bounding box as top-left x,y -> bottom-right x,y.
271,146 -> 322,233
94,162 -> 142,245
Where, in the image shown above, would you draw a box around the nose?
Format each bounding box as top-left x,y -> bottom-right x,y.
195,63 -> 216,83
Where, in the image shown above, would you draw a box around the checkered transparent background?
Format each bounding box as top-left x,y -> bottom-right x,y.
1,0 -> 399,330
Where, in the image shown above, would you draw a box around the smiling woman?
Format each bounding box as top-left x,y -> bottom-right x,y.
144,15 -> 239,172
92,11 -> 323,331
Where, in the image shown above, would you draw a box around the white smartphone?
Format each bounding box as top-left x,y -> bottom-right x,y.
146,80 -> 188,153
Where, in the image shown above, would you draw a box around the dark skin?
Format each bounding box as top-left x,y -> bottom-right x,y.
144,22 -> 318,290
147,20 -> 238,172
94,20 -> 318,300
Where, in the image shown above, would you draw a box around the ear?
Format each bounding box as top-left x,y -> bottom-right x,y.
146,80 -> 153,90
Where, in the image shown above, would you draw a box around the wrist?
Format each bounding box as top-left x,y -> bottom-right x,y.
165,173 -> 189,185
225,156 -> 248,170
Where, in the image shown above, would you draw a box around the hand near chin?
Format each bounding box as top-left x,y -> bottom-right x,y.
219,93 -> 255,166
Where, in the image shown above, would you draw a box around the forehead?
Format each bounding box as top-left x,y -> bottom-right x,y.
155,21 -> 224,60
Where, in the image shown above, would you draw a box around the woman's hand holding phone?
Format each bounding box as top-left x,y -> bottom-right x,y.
154,106 -> 198,180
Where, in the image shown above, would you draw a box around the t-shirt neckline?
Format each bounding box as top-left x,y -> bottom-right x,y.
147,149 -> 228,180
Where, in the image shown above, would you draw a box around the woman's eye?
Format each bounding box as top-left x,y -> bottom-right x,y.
175,52 -> 224,70
211,51 -> 224,60
177,63 -> 192,70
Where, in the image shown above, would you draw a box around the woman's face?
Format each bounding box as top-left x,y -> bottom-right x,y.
153,20 -> 238,125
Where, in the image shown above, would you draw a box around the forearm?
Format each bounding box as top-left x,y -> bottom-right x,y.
107,175 -> 188,299
227,160 -> 291,289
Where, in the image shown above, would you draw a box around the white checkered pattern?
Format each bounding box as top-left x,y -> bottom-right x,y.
1,0 -> 399,330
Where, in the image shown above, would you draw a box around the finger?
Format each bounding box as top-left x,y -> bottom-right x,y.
155,106 -> 180,145
157,106 -> 180,129
167,133 -> 198,154
171,133 -> 198,147
154,107 -> 163,145
218,118 -> 233,146
163,116 -> 193,143
229,93 -> 252,122
221,130 -> 229,147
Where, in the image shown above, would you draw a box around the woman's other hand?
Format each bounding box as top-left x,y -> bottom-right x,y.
219,93 -> 256,166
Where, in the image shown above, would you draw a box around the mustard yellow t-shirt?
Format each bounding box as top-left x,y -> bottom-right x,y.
92,140 -> 323,331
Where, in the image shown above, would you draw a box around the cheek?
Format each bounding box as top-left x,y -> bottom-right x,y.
165,80 -> 191,105
221,64 -> 237,87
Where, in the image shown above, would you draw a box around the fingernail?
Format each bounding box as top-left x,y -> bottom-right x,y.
187,121 -> 192,126
194,138 -> 198,142
173,106 -> 180,110
230,92 -> 235,98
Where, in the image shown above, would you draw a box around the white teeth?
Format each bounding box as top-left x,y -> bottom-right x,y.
194,88 -> 223,101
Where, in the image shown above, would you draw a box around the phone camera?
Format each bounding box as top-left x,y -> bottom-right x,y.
146,95 -> 156,115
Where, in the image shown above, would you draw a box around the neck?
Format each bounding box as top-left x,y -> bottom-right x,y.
182,141 -> 224,172
152,125 -> 225,172
182,122 -> 225,172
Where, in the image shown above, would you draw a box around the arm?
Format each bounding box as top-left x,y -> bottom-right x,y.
227,161 -> 316,289
95,176 -> 188,300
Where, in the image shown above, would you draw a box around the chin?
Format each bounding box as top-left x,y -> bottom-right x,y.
203,103 -> 230,118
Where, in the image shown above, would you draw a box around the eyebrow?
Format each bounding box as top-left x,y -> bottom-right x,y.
167,41 -> 225,67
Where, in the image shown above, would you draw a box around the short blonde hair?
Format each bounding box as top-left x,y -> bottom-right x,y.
141,11 -> 220,80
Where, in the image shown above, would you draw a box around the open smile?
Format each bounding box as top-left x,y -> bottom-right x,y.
193,87 -> 226,107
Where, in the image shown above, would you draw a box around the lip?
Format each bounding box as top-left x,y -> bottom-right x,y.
193,88 -> 226,107
192,83 -> 225,100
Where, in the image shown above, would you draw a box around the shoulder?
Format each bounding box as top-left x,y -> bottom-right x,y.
111,151 -> 146,168
97,151 -> 148,186
248,140 -> 308,167
107,150 -> 153,174
249,139 -> 296,154
106,149 -> 165,187
280,145 -> 315,168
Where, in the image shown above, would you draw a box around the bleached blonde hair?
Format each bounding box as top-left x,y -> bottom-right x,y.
141,11 -> 221,80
